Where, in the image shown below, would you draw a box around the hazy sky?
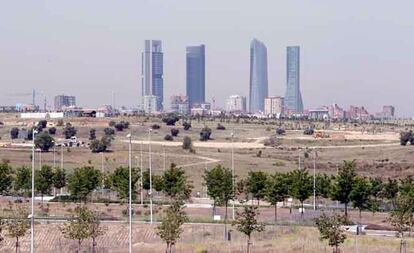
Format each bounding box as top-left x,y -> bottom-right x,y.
1,1 -> 414,116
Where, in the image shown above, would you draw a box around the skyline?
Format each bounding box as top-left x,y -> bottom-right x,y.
1,1 -> 414,116
249,39 -> 268,113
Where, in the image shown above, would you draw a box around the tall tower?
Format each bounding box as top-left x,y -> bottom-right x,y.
186,45 -> 205,108
249,39 -> 268,113
284,46 -> 303,113
141,40 -> 164,111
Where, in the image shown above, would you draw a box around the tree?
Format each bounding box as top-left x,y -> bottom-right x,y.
156,200 -> 188,253
63,123 -> 77,139
5,206 -> 30,253
0,162 -> 13,195
10,127 -> 19,139
34,131 -> 55,152
103,127 -> 115,136
14,166 -> 31,197
163,115 -> 179,126
389,194 -> 414,244
303,128 -> 314,135
38,120 -> 47,129
276,128 -> 285,135
265,173 -> 289,223
35,165 -> 54,203
61,206 -> 106,253
400,130 -> 414,146
314,213 -> 347,253
90,136 -> 112,153
67,167 -> 101,203
382,178 -> 399,209
246,171 -> 268,206
164,134 -> 173,141
315,173 -> 332,200
114,122 -> 126,131
160,164 -> 193,201
349,176 -> 371,220
110,166 -> 140,202
288,169 -> 313,217
171,128 -> 179,137
48,127 -> 57,135
182,136 -> 193,150
183,122 -> 191,131
53,167 -> 66,196
232,205 -> 265,253
329,160 -> 357,219
89,129 -> 96,140
199,126 -> 212,141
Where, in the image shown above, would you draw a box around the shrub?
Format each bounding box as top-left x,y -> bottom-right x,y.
48,127 -> 57,135
151,124 -> 161,130
400,131 -> 414,146
56,119 -> 64,127
63,123 -> 77,139
164,134 -> 173,141
34,131 -> 55,152
276,128 -> 285,135
182,136 -> 193,150
200,127 -> 212,141
216,124 -> 226,130
38,120 -> 47,129
183,122 -> 191,131
171,128 -> 179,137
108,120 -> 116,127
104,127 -> 115,136
303,128 -> 314,135
10,127 -> 19,139
263,137 -> 279,147
162,115 -> 179,126
89,129 -> 96,140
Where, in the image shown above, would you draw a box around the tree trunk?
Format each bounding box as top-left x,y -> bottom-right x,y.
78,239 -> 82,253
301,201 -> 304,219
247,236 -> 251,253
92,237 -> 96,253
212,201 -> 216,218
274,204 -> 278,224
224,202 -> 228,241
15,237 -> 19,253
344,202 -> 348,220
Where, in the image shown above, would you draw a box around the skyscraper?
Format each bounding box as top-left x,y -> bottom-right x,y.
54,95 -> 76,111
186,45 -> 205,108
284,46 -> 303,113
141,40 -> 164,111
249,39 -> 268,113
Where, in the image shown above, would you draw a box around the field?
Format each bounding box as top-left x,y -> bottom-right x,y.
0,113 -> 413,252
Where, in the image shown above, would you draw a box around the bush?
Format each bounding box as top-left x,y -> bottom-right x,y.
264,137 -> 279,147
89,129 -> 96,140
56,119 -> 64,127
48,127 -> 57,135
114,121 -> 130,131
216,124 -> 226,130
303,128 -> 314,135
183,122 -> 191,131
104,127 -> 115,136
108,120 -> 116,127
164,134 -> 173,141
38,120 -> 47,129
34,131 -> 55,152
90,136 -> 111,153
182,136 -> 193,150
10,127 -> 19,139
400,131 -> 414,146
171,128 -> 179,137
151,124 -> 160,130
200,127 -> 212,141
276,128 -> 285,135
63,123 -> 77,139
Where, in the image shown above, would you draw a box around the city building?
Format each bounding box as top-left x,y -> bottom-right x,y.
284,46 -> 304,113
347,106 -> 371,120
264,96 -> 284,117
170,95 -> 189,115
249,39 -> 268,113
379,105 -> 395,119
54,95 -> 76,111
226,95 -> 247,113
141,40 -> 164,110
142,95 -> 158,114
186,45 -> 205,108
309,107 -> 329,120
328,104 -> 345,120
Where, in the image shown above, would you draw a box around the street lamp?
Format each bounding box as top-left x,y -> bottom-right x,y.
313,149 -> 318,211
148,128 -> 153,224
126,133 -> 132,253
31,128 -> 38,253
140,141 -> 143,205
52,141 -> 56,168
231,131 -> 235,220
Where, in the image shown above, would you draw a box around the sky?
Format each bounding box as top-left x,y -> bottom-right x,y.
1,1 -> 414,117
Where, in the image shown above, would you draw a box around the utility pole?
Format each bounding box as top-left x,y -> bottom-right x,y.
231,131 -> 235,220
148,128 -> 153,224
31,128 -> 38,253
313,149 -> 317,211
140,141 -> 143,206
127,133 -> 132,253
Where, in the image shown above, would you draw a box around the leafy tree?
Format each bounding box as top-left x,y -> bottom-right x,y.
276,128 -> 285,135
103,127 -> 115,136
349,176 -> 371,220
5,206 -> 30,253
34,131 -> 55,152
90,136 -> 112,153
232,205 -> 265,253
114,122 -> 126,131
388,194 -> 414,242
288,169 -> 313,217
162,115 -> 179,126
246,171 -> 268,205
61,206 -> 106,253
109,166 -> 140,202
0,162 -> 13,195
314,213 -> 347,253
329,160 -> 357,219
315,173 -> 332,199
171,128 -> 179,137
182,136 -> 193,150
35,165 -> 54,202
53,167 -> 66,195
38,120 -> 47,129
142,169 -> 151,191
382,178 -> 399,209
265,173 -> 289,223
89,129 -> 96,140
368,177 -> 383,214
67,167 -> 101,203
153,175 -> 164,192
48,127 -> 57,135
164,134 -> 173,141
160,164 -> 193,201
10,127 -> 19,139
183,122 -> 191,131
156,200 -> 188,253
303,128 -> 314,135
151,124 -> 161,130
400,130 -> 414,146
199,126 -> 212,141
14,166 -> 31,197
63,123 -> 77,139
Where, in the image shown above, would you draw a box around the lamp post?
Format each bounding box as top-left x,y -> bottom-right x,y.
148,128 -> 153,224
31,128 -> 38,253
163,144 -> 166,171
140,141 -> 143,206
126,133 -> 132,253
313,149 -> 317,211
231,131 -> 235,220
52,141 -> 56,168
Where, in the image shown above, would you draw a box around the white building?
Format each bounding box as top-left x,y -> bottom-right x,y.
170,95 -> 189,115
226,95 -> 246,113
142,95 -> 158,114
264,96 -> 284,117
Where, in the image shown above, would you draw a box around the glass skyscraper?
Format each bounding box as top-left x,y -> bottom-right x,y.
249,39 -> 268,113
284,46 -> 303,113
141,40 -> 164,111
186,45 -> 205,108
